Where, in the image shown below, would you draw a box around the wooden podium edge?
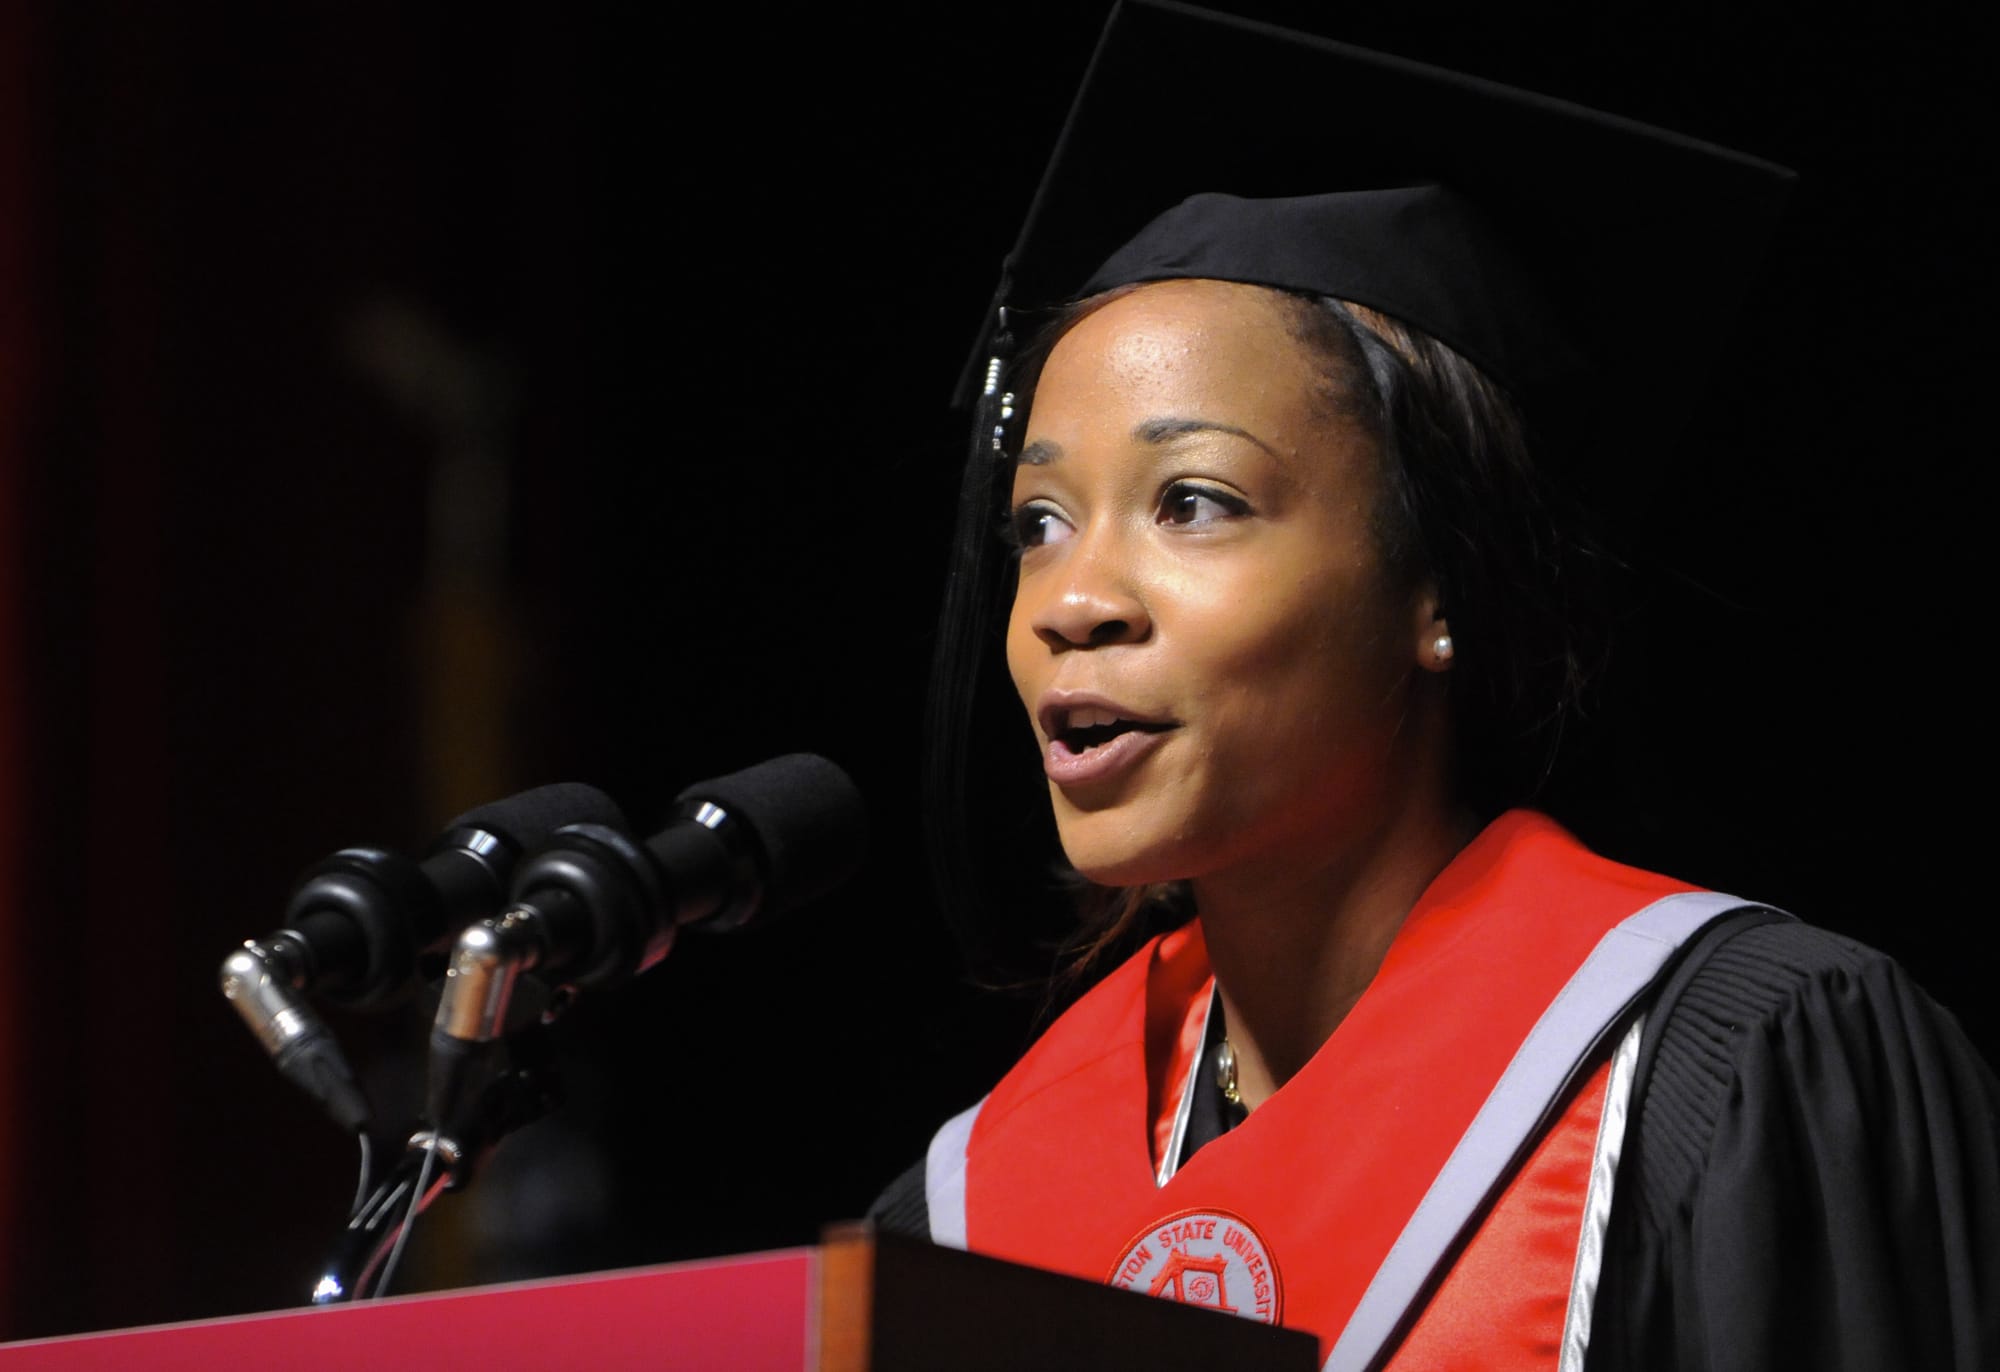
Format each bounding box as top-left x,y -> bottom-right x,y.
816,1222 -> 876,1372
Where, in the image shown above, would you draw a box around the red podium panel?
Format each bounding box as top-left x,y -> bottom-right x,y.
0,1248 -> 813,1372
0,1229 -> 1318,1370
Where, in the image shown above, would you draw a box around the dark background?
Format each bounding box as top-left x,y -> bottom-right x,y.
2,0 -> 1991,1341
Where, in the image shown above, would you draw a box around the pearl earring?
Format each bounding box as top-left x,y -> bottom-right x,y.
1433,633 -> 1455,664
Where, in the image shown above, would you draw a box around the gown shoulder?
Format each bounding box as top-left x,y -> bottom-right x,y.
1590,915 -> 2000,1370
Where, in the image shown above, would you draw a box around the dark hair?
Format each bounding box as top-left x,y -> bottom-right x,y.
1285,295 -> 1603,816
924,283 -> 1606,983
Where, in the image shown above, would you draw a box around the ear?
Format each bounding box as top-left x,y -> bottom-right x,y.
1412,582 -> 1454,674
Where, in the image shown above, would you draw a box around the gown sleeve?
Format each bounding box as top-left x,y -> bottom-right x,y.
1588,918 -> 2000,1371
866,1155 -> 932,1239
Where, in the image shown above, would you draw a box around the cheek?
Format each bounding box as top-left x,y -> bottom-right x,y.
1194,570 -> 1410,734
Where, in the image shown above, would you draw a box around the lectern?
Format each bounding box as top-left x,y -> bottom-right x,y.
0,1227 -> 1319,1370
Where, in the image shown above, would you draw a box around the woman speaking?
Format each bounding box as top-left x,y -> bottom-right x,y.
874,4 -> 2000,1368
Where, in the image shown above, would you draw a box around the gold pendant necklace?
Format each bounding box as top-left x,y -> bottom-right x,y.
1215,1036 -> 1243,1108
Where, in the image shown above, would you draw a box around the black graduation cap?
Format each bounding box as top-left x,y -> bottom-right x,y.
958,0 -> 1795,485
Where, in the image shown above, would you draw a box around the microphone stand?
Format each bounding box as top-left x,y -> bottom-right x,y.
310,1039 -> 560,1304
312,1136 -> 455,1303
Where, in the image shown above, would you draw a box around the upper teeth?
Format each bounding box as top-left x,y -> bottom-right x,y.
1067,706 -> 1121,730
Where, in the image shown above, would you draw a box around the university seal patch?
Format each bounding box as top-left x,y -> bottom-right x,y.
1106,1208 -> 1282,1324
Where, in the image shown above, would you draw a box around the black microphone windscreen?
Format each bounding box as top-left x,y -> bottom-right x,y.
676,754 -> 867,919
448,783 -> 628,848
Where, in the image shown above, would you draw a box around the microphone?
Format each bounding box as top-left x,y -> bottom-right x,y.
427,755 -> 865,1139
221,782 -> 627,1132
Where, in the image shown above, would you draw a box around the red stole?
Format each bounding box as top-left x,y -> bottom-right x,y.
960,811 -> 1692,1363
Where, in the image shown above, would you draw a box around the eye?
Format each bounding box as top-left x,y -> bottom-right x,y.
1007,501 -> 1074,550
1159,482 -> 1249,527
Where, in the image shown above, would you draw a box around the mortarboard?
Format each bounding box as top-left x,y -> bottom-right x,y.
957,0 -> 1794,493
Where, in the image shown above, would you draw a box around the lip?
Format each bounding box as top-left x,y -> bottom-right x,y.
1034,689 -> 1178,788
1043,725 -> 1172,787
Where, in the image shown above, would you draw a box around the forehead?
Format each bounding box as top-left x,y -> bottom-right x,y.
1040,280 -> 1303,389
1023,280 -> 1337,457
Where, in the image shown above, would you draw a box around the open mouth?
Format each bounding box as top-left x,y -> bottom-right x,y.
1037,699 -> 1177,784
1051,706 -> 1174,755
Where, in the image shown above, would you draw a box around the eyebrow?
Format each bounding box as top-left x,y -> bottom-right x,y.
1135,416 -> 1279,457
1016,417 -> 1278,467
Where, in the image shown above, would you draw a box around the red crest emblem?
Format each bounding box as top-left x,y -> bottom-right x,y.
1106,1208 -> 1282,1324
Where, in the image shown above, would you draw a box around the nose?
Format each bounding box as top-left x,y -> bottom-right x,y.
1021,527 -> 1151,652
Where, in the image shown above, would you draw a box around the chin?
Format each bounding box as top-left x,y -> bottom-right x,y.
1051,804 -> 1197,889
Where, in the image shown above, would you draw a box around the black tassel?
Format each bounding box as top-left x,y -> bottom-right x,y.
922,307 -> 1017,974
